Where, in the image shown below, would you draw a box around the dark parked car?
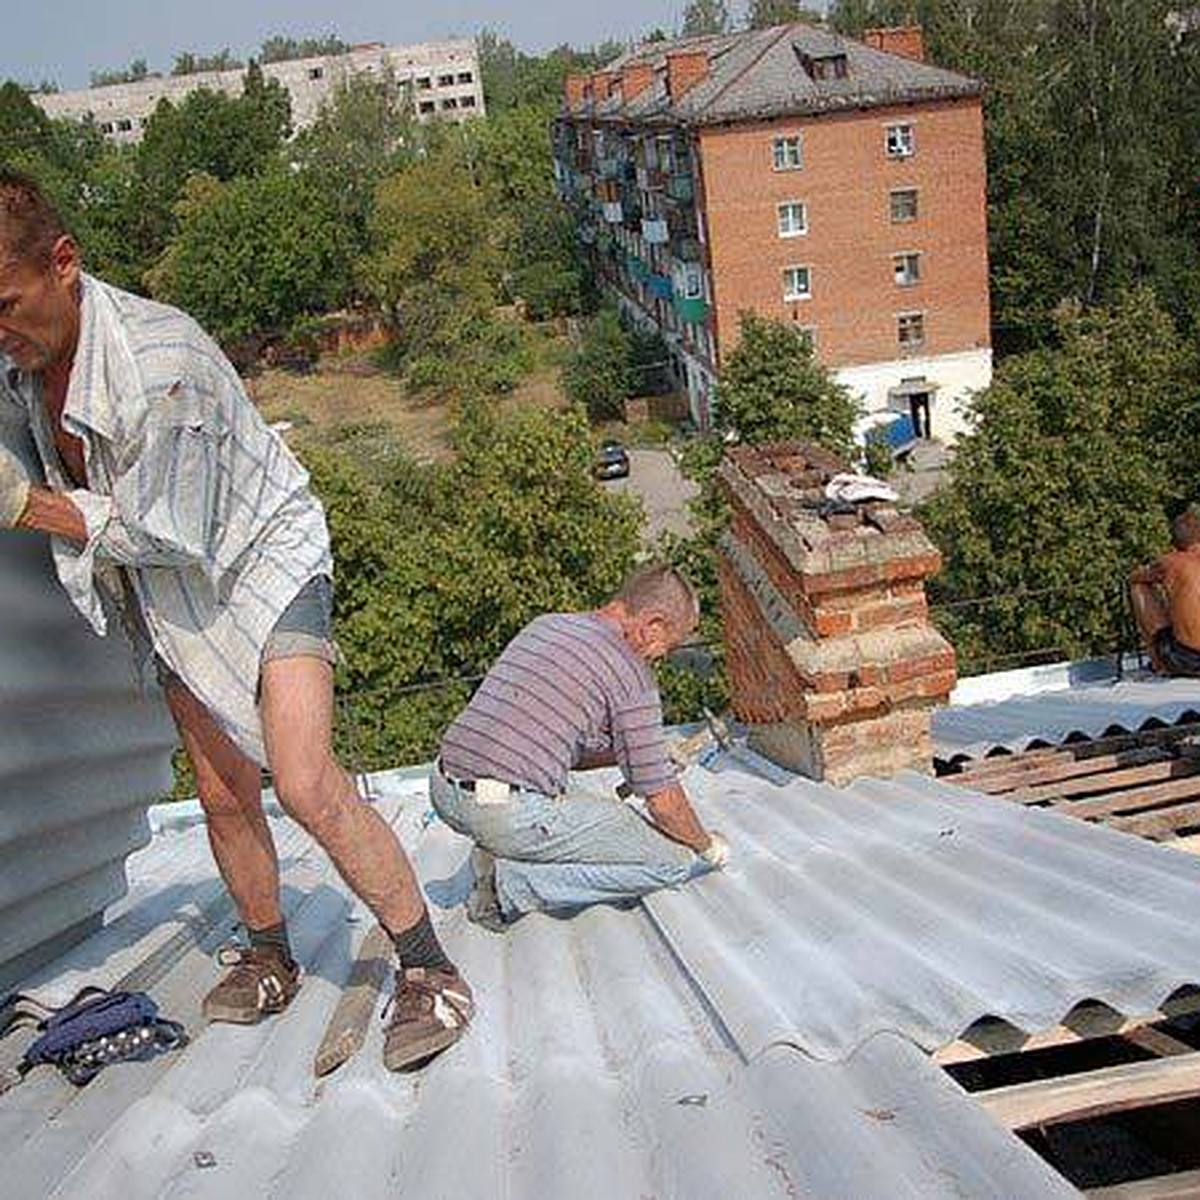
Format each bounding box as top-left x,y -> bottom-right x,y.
594,439 -> 630,481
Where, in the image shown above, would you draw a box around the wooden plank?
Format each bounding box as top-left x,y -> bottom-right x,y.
1086,1168 -> 1200,1200
1111,799 -> 1200,842
313,924 -> 392,1077
977,1052 -> 1200,1130
1124,1026 -> 1196,1058
968,748 -> 1172,798
1058,778 -> 1200,822
1010,754 -> 1189,805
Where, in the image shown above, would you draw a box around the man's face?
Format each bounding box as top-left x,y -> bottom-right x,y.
0,236 -> 82,374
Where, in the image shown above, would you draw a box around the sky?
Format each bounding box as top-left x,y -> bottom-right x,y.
0,1 -> 825,92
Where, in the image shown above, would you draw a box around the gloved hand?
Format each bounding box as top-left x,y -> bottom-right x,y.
0,443 -> 31,527
700,830 -> 730,869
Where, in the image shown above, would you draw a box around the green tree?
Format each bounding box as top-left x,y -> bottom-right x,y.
746,0 -> 823,28
292,71 -> 416,256
921,289 -> 1199,672
260,34 -> 348,63
683,0 -> 732,35
716,311 -> 857,454
304,406 -> 641,769
173,49 -> 242,76
90,60 -> 149,87
148,169 -> 354,343
562,309 -> 635,420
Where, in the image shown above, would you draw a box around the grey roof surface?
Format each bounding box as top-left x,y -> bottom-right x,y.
10,749 -> 1200,1198
581,23 -> 980,128
934,671 -> 1200,762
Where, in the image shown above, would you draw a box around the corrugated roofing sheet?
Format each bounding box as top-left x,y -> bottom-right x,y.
0,398 -> 177,991
0,766 -> 1106,1200
12,746 -> 1200,1197
934,673 -> 1200,762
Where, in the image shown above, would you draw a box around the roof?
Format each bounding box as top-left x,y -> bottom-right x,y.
571,23 -> 980,129
935,660 -> 1200,763
10,733 -> 1200,1198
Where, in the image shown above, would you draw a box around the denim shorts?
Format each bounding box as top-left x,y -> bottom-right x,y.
155,574 -> 337,690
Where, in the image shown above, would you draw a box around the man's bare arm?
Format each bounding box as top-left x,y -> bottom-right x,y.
645,782 -> 712,854
16,487 -> 87,543
1130,559 -> 1166,586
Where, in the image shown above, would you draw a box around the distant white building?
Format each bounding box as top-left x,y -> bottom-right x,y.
34,39 -> 485,143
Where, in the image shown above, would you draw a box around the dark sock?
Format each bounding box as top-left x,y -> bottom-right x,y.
248,921 -> 294,964
391,910 -> 453,973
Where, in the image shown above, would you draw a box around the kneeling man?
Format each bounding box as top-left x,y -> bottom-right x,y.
431,564 -> 728,928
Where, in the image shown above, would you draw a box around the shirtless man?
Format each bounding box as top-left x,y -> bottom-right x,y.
1129,509 -> 1200,678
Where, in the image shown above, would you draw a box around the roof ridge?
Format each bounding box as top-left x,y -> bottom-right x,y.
686,23 -> 798,122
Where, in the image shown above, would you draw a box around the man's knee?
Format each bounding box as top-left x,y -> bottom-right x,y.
272,752 -> 346,831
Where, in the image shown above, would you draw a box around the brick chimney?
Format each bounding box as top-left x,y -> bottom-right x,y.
565,73 -> 589,110
863,26 -> 926,62
592,70 -> 619,102
716,441 -> 956,785
666,50 -> 709,99
621,62 -> 656,102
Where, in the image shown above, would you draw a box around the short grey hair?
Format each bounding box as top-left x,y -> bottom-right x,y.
616,563 -> 699,627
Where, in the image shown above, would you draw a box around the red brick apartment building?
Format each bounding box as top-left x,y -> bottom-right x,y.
553,23 -> 991,441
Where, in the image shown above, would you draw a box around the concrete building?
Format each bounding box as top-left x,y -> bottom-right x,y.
34,39 -> 485,144
552,24 -> 991,442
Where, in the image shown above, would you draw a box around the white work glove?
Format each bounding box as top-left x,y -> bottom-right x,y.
700,830 -> 730,869
0,443 -> 31,527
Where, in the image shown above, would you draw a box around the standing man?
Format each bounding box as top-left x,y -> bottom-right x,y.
430,563 -> 729,929
0,171 -> 472,1071
1130,509 -> 1200,678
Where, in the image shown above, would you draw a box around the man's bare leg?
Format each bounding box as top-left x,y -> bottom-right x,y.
1129,578 -> 1171,672
258,655 -> 425,933
165,681 -> 283,930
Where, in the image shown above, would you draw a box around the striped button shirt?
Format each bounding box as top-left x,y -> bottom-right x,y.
440,612 -> 676,798
1,274 -> 332,764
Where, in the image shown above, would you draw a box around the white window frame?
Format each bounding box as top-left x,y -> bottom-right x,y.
777,201 -> 808,238
681,265 -> 704,300
885,123 -> 915,159
890,188 -> 918,222
772,134 -> 803,171
893,251 -> 921,287
897,311 -> 925,347
783,265 -> 812,302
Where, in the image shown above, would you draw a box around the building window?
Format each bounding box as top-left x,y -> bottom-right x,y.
418,100 -> 436,114
783,265 -> 812,301
116,118 -> 133,132
457,71 -> 473,84
442,96 -> 459,109
890,188 -> 918,222
681,265 -> 704,299
100,121 -> 115,134
308,67 -> 324,81
777,201 -> 808,237
461,95 -> 477,108
437,73 -> 455,87
893,252 -> 921,286
416,76 -> 432,89
897,312 -> 925,347
886,124 -> 915,158
772,134 -> 803,171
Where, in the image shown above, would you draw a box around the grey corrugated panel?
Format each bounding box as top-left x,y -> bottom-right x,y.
934,675 -> 1200,760
3,772 -> 1079,1200
647,765 -> 1200,1062
0,403 -> 177,988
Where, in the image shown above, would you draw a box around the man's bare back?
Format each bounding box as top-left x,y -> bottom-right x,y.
1158,548 -> 1200,650
1130,510 -> 1200,676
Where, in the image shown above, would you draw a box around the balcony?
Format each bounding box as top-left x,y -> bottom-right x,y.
667,174 -> 694,203
674,295 -> 709,323
671,235 -> 702,263
602,201 -> 623,224
641,217 -> 669,244
627,254 -> 651,282
647,274 -> 674,301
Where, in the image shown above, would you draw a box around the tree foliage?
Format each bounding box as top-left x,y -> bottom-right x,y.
259,35 -> 349,63
173,49 -> 242,76
147,169 -> 355,343
746,0 -> 824,28
716,311 -> 857,454
683,1 -> 732,35
562,310 -> 636,420
921,289 -> 1200,671
304,406 -> 642,768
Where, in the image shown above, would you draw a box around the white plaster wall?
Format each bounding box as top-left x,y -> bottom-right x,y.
837,347 -> 993,445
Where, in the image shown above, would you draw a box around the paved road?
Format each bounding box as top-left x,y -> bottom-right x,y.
603,448 -> 699,543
